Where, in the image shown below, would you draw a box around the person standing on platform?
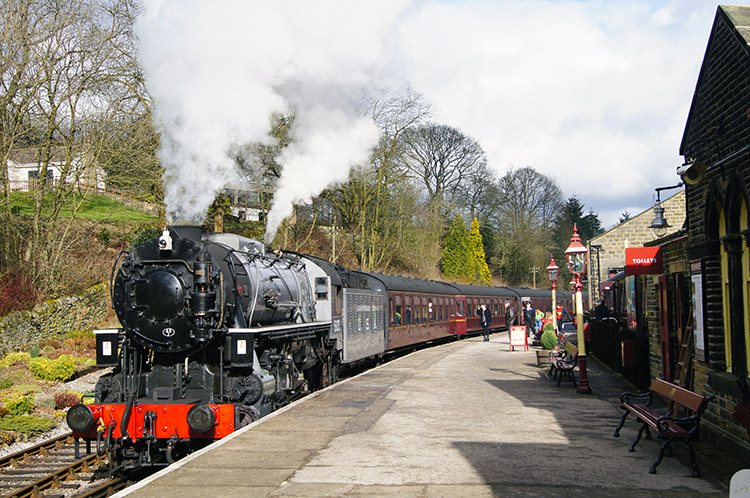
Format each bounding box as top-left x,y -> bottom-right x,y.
523,301 -> 535,339
535,307 -> 544,335
478,304 -> 491,341
505,302 -> 516,329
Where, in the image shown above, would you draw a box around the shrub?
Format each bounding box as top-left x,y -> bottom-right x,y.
543,322 -> 555,334
0,430 -> 15,445
541,328 -> 558,350
39,339 -> 62,349
129,225 -> 161,250
54,391 -> 82,409
11,384 -> 41,394
0,380 -> 13,390
33,393 -> 55,410
0,271 -> 37,316
64,330 -> 95,350
99,227 -> 111,245
0,415 -> 56,435
30,346 -> 40,358
0,352 -> 31,369
28,355 -> 76,382
75,358 -> 95,367
0,407 -> 10,417
4,395 -> 34,415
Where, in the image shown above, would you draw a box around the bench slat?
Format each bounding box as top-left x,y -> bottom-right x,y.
650,378 -> 707,412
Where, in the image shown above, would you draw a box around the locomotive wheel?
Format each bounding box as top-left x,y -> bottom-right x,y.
237,405 -> 260,428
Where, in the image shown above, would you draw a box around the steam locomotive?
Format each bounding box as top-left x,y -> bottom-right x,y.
66,225 -> 573,474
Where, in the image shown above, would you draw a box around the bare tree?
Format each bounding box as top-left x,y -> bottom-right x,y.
0,0 -> 153,296
326,88 -> 432,271
401,123 -> 487,209
455,160 -> 497,222
494,167 -> 563,233
489,167 -> 563,285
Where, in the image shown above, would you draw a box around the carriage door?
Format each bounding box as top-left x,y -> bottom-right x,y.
453,297 -> 467,335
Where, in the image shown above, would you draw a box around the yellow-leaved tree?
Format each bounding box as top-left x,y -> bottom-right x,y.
468,217 -> 491,285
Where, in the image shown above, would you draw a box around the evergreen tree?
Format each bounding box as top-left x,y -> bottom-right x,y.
442,215 -> 472,281
552,196 -> 604,283
468,217 -> 491,285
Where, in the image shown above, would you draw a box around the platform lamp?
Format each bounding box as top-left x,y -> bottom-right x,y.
565,224 -> 592,394
546,255 -> 559,333
569,279 -> 576,315
648,182 -> 683,238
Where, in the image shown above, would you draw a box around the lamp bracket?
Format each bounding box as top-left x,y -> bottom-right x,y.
654,182 -> 684,203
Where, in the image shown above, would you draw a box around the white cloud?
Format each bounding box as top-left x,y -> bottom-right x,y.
136,0 -> 747,233
397,0 -> 733,227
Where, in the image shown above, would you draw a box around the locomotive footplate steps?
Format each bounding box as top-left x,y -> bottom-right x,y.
113,336 -> 737,498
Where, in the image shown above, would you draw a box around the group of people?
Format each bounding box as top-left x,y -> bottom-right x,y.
478,299 -> 610,343
477,300 -> 574,344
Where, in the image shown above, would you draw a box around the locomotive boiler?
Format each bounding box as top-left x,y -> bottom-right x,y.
66,226 -> 338,472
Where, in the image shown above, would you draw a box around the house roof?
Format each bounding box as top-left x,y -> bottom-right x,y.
723,5 -> 750,46
680,5 -> 750,155
8,147 -> 69,165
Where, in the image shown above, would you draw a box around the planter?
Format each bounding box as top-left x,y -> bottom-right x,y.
536,349 -> 555,368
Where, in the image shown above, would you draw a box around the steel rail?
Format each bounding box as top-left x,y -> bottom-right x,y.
0,433 -> 74,469
2,451 -> 106,498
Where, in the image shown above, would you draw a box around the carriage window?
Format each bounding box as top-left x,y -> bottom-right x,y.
395,303 -> 402,325
406,296 -> 413,324
315,277 -> 328,300
457,300 -> 465,317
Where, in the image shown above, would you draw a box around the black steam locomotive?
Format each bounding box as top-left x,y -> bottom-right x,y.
66,225 -> 571,474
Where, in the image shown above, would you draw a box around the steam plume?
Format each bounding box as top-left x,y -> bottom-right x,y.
135,0 -> 408,240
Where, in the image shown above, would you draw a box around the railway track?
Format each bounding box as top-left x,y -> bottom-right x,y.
0,432 -> 128,498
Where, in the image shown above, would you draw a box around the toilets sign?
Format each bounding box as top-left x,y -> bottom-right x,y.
625,247 -> 664,275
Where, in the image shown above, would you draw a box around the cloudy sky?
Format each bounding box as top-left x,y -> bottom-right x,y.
138,0 -> 750,234
396,0 -> 748,229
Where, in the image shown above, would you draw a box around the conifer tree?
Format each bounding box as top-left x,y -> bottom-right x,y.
469,217 -> 491,285
442,215 -> 472,280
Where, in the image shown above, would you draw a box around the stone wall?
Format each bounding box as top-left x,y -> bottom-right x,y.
0,283 -> 110,356
694,362 -> 750,458
589,190 -> 686,299
678,6 -> 750,461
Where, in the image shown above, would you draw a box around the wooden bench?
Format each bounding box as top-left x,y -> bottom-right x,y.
613,378 -> 715,477
547,342 -> 578,387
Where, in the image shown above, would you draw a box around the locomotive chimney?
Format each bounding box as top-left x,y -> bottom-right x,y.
173,225 -> 203,241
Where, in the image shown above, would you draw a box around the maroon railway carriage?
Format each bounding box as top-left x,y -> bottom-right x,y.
369,274 -> 461,349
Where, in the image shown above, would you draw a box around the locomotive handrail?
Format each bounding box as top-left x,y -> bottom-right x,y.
136,259 -> 195,271
130,328 -> 172,348
110,250 -> 129,307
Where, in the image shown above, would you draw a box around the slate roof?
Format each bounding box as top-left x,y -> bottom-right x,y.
723,5 -> 750,48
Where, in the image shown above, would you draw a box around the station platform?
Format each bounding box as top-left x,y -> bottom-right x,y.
115,333 -> 743,497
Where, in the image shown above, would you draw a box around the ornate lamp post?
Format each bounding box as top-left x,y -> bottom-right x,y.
546,255 -> 559,333
565,224 -> 591,394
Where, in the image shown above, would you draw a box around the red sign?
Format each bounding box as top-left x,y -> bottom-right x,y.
625,247 -> 664,275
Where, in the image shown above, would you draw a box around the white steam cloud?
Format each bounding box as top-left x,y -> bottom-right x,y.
135,0 -> 408,242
